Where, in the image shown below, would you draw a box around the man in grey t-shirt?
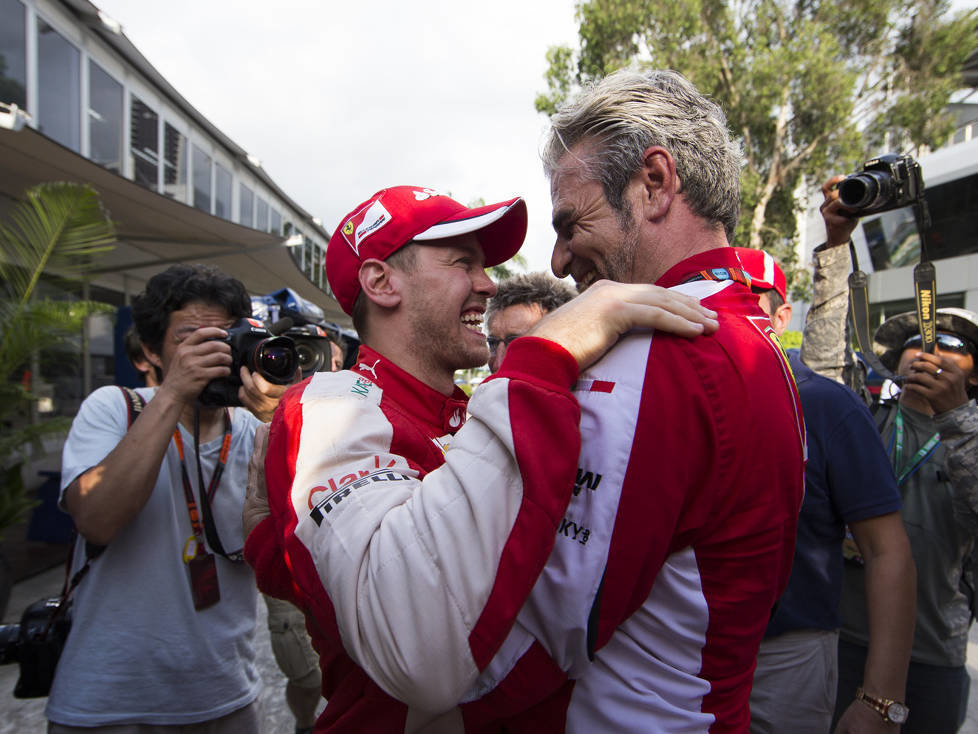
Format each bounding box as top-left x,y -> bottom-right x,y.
48,264 -> 289,733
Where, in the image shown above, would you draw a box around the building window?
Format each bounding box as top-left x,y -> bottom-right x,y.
37,19 -> 80,151
163,122 -> 187,200
192,144 -> 212,212
130,95 -> 159,189
214,163 -> 231,219
0,0 -> 27,108
256,196 -> 269,231
88,61 -> 123,172
270,208 -> 281,235
239,183 -> 254,226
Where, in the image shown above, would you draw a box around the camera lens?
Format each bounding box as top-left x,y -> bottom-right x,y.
295,341 -> 327,374
839,171 -> 895,211
255,337 -> 297,383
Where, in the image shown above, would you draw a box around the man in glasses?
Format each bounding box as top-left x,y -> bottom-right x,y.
809,177 -> 978,733
485,271 -> 576,373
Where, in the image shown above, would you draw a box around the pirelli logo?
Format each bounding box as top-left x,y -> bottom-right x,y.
309,469 -> 411,526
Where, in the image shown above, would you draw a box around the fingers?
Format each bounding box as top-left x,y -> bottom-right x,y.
242,423 -> 271,540
589,281 -> 718,335
526,281 -> 720,371
902,352 -> 970,414
819,174 -> 859,247
821,175 -> 846,198
238,367 -> 288,422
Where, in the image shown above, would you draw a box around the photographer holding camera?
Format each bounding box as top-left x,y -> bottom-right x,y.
47,264 -> 294,733
805,174 -> 978,733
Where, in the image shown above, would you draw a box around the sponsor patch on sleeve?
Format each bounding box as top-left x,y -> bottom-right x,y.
309,468 -> 412,526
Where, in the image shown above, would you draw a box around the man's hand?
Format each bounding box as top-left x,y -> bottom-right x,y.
242,422 -> 271,541
902,351 -> 971,415
821,175 -> 860,249
526,280 -> 719,371
833,698 -> 899,734
155,326 -> 232,405
238,367 -> 296,423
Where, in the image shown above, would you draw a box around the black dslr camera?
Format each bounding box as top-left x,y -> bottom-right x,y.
198,317 -> 298,406
838,153 -> 925,217
0,597 -> 71,698
253,288 -> 338,378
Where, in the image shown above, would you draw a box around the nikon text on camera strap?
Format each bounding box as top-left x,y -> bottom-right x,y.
847,196 -> 935,382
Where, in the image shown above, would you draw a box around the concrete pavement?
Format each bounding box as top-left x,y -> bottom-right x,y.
0,566 -> 319,734
5,565 -> 978,732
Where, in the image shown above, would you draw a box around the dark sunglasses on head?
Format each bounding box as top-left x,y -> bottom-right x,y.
487,334 -> 521,354
902,331 -> 976,356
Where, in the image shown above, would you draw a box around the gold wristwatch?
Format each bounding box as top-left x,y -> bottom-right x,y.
856,687 -> 909,724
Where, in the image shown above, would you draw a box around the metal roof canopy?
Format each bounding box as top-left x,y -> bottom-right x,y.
0,126 -> 349,325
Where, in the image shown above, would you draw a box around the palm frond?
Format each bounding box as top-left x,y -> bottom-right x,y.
0,182 -> 116,303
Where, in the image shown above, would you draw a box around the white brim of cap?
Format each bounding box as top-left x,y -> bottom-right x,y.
413,203 -> 512,241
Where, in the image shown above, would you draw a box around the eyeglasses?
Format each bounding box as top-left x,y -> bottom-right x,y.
902,332 -> 976,356
487,334 -> 522,354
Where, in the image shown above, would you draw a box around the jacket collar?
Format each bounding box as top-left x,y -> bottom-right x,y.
351,345 -> 469,435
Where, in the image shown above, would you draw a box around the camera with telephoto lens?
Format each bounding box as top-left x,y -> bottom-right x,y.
253,288 -> 339,378
838,153 -> 925,217
0,597 -> 71,698
198,317 -> 298,406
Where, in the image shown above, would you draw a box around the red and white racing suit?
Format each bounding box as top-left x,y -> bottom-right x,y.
460,248 -> 807,733
245,338 -> 582,732
247,248 -> 806,733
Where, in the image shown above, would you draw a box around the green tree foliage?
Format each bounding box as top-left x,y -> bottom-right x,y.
0,183 -> 116,536
536,0 -> 977,295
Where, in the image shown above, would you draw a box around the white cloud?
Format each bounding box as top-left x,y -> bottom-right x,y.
94,0 -> 580,274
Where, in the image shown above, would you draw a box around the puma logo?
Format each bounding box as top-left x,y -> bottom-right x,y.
358,359 -> 380,380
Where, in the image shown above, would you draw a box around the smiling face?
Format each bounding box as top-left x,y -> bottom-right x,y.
549,148 -> 644,291
550,155 -> 638,290
395,235 -> 497,379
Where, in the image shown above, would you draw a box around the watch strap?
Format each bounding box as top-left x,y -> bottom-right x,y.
856,687 -> 908,724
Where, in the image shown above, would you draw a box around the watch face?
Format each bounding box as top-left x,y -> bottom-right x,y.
887,702 -> 909,724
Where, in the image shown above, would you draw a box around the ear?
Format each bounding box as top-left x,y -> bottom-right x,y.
358,259 -> 402,309
634,146 -> 680,223
142,343 -> 163,369
772,302 -> 793,337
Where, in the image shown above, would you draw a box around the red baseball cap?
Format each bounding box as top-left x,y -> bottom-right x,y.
733,247 -> 787,301
326,186 -> 528,315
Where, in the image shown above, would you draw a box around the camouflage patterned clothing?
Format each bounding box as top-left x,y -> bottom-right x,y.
799,243 -> 867,397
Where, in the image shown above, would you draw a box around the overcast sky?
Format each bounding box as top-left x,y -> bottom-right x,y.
92,0 -> 581,274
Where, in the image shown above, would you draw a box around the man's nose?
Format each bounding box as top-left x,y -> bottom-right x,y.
551,236 -> 571,278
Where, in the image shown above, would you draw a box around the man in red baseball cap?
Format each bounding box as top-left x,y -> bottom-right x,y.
735,246 -> 915,734
244,185 -> 719,731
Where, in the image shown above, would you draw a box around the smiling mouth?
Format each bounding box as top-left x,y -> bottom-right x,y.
461,312 -> 484,334
575,270 -> 598,291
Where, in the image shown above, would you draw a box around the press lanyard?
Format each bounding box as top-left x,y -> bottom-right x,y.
890,409 -> 940,485
172,409 -> 232,558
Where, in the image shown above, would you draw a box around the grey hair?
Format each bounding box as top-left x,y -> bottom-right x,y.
486,271 -> 577,325
542,69 -> 742,241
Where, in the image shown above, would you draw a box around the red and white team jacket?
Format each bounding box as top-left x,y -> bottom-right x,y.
245,338 -> 582,732
460,248 -> 807,733
246,247 -> 806,733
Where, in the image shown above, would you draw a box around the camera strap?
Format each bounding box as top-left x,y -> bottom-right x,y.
47,387 -> 146,635
846,196 -> 937,380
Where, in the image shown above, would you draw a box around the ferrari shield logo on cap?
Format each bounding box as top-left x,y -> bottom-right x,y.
340,199 -> 393,256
